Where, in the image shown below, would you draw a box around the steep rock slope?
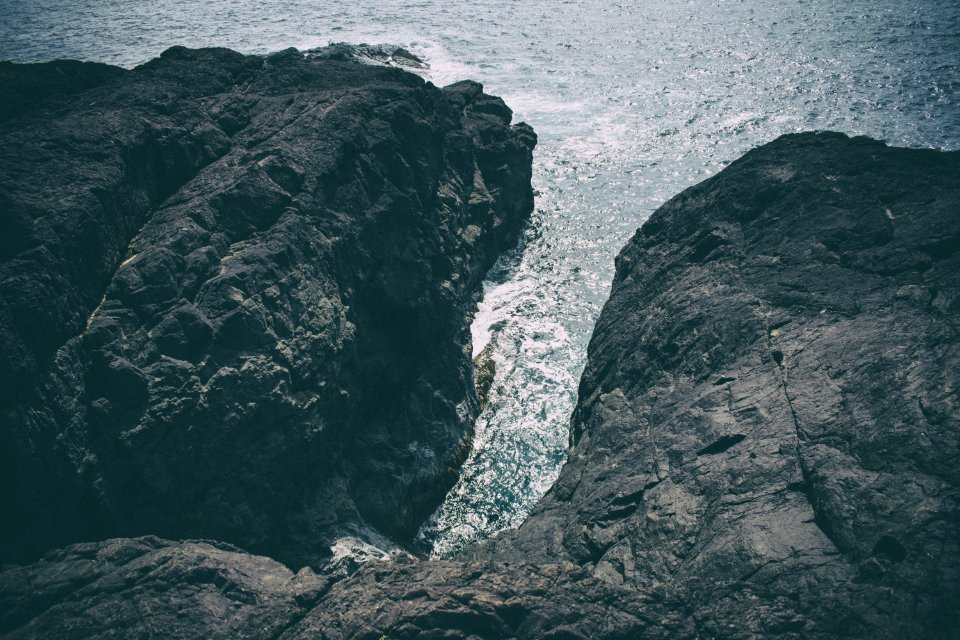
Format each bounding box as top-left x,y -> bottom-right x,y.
0,46 -> 536,568
2,130 -> 957,639
489,131 -> 960,636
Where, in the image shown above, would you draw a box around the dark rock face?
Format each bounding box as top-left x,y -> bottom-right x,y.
489,131 -> 960,637
0,46 -> 536,568
2,124 -> 957,637
0,537 -> 328,640
0,60 -> 126,123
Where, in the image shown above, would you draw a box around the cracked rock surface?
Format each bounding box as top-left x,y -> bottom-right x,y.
0,46 -> 536,569
2,120 -> 957,636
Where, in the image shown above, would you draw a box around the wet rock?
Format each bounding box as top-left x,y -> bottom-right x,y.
0,46 -> 536,568
305,43 -> 429,70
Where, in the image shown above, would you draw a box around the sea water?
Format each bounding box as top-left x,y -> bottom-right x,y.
3,0 -> 958,556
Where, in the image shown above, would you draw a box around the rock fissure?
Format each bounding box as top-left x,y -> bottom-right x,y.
764,321 -> 843,551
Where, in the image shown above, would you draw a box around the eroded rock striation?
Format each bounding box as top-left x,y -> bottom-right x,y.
0,46 -> 536,568
2,111 -> 957,638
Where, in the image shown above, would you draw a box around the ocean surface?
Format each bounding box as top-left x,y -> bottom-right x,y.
3,0 -> 958,557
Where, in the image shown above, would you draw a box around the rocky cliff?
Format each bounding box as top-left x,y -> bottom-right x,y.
0,46 -> 536,568
2,103 -> 957,638
488,131 -> 960,637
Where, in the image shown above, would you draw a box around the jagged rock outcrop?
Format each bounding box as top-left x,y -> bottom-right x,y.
304,43 -> 429,70
0,46 -> 536,568
2,125 -> 957,637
